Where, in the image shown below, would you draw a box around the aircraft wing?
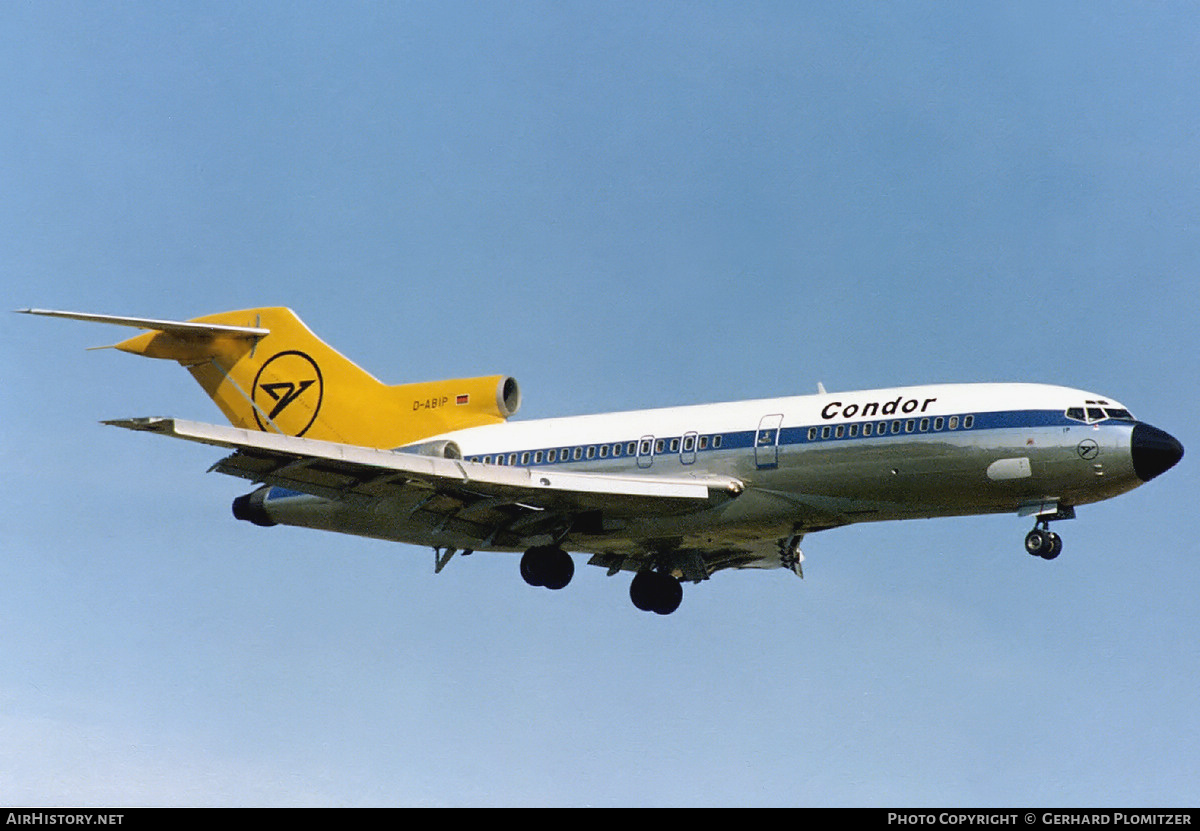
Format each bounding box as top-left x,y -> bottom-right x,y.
104,417 -> 744,524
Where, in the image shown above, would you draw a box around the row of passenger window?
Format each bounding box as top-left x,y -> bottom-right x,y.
468,433 -> 726,467
468,411 -> 985,466
807,414 -> 976,442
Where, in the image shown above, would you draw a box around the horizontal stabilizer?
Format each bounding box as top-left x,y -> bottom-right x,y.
15,309 -> 269,338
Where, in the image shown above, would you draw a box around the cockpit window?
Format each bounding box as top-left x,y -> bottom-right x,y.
1066,404 -> 1136,424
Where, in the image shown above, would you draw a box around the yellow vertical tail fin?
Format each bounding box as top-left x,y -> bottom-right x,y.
22,307 -> 520,448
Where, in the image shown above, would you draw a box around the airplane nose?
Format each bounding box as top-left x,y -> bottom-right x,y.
1131,423 -> 1184,481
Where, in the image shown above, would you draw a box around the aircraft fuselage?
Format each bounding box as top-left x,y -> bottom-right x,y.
257,382 -> 1181,577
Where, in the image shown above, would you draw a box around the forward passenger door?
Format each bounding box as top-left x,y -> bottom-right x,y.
755,414 -> 783,469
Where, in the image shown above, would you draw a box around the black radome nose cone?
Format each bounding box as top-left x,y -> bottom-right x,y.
1132,423 -> 1184,482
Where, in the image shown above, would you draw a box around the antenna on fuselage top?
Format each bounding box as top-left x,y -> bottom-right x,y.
817,382 -> 827,395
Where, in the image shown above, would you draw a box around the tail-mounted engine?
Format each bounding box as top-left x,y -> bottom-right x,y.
232,487 -> 276,527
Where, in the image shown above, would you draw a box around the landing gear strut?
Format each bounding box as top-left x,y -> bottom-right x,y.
629,570 -> 683,615
520,545 -> 574,590
1024,521 -> 1063,560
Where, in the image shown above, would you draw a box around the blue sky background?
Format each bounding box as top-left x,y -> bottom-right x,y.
2,2 -> 1197,807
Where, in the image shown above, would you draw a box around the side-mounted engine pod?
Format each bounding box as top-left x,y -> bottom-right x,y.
232,487 -> 276,527
403,439 -> 464,458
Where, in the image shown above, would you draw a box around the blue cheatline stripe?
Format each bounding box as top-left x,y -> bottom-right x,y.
463,408 -> 1088,468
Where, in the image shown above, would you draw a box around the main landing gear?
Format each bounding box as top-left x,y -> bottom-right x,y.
629,570 -> 683,616
1024,521 -> 1063,560
519,545 -> 685,614
520,545 -> 575,590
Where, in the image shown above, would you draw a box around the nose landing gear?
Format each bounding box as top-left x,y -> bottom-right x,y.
1024,521 -> 1063,560
1020,503 -> 1074,561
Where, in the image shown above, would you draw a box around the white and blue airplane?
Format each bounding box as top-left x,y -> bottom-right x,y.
21,307 -> 1184,614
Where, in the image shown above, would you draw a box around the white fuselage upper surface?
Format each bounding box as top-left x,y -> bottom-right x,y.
434,382 -> 1102,459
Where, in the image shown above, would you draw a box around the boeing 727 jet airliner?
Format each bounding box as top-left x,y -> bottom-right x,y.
21,307 -> 1184,614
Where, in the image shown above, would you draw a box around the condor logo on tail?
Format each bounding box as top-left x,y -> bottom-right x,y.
251,350 -> 324,436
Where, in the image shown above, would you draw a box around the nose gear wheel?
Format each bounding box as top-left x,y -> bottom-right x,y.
1024,522 -> 1062,560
